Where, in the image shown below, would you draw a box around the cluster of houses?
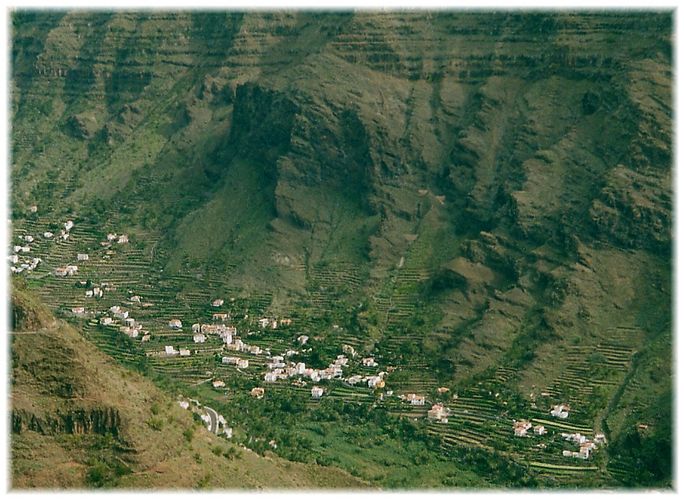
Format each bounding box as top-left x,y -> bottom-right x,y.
58,220 -> 74,241
85,284 -> 104,298
222,355 -> 250,369
400,393 -> 426,406
561,432 -> 606,460
346,371 -> 386,389
512,420 -> 547,437
512,402 -> 570,438
54,264 -> 79,277
257,317 -> 292,329
102,305 -> 149,339
9,252 -> 41,274
263,353 -> 352,384
101,232 -> 129,246
165,345 -> 191,356
11,220 -> 79,274
507,400 -> 606,461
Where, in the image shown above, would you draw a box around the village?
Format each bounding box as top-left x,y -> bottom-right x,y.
9,211 -> 613,467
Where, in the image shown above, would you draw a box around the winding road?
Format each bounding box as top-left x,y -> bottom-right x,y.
203,405 -> 219,434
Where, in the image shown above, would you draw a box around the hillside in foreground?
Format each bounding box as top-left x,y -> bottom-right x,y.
9,10 -> 672,489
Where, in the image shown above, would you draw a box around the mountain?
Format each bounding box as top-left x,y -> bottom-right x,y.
9,11 -> 672,489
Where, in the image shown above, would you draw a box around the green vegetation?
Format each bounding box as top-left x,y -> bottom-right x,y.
10,10 -> 672,490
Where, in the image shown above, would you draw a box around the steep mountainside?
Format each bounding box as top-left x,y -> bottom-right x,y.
10,11 -> 672,489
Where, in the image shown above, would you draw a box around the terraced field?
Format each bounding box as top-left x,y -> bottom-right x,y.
12,214 -> 637,486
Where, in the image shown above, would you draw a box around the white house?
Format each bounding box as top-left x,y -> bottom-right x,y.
130,295 -> 141,303
212,299 -> 224,307
77,253 -> 89,261
561,432 -> 588,445
311,386 -> 324,399
99,317 -> 113,326
258,318 -> 270,328
25,235 -> 34,243
534,425 -> 547,436
71,306 -> 85,315
408,394 -> 425,406
168,319 -> 183,330
362,357 -> 378,367
347,375 -> 363,385
53,267 -> 68,277
178,400 -> 190,410
428,404 -> 449,423
107,233 -> 118,241
117,234 -> 129,244
265,372 -> 278,383
179,348 -> 190,357
237,359 -> 249,369
85,290 -> 94,298
513,420 -> 533,437
213,313 -> 228,321
222,356 -> 239,365
165,346 -> 179,356
120,326 -> 139,338
297,335 -> 309,345
64,220 -> 74,231
551,403 -> 570,419
342,344 -> 356,357
43,232 -> 53,239
193,333 -> 206,343
29,205 -> 38,213
367,376 -> 385,389
114,310 -> 129,320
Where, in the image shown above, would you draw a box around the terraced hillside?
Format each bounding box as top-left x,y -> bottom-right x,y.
10,284 -> 368,489
10,11 -> 672,489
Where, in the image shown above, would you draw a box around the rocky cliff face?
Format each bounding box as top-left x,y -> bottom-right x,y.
12,407 -> 122,436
